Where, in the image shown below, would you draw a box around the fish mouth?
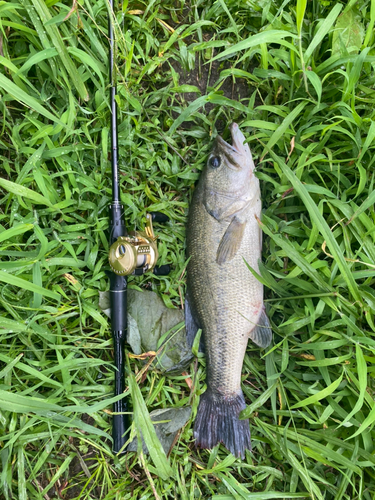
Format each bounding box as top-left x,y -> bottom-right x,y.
216,123 -> 246,153
216,123 -> 246,169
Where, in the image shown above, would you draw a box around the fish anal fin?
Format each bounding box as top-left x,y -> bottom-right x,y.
249,307 -> 272,348
185,291 -> 204,351
216,217 -> 246,265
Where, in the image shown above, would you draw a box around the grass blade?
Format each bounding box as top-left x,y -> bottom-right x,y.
240,381 -> 278,419
348,189 -> 375,224
212,494 -> 311,499
209,30 -> 298,63
262,101 -> 307,158
17,446 -> 27,500
128,373 -> 173,480
30,0 -> 89,101
17,48 -> 58,74
291,372 -> 343,408
296,0 -> 307,35
0,270 -> 60,301
339,345 -> 367,428
0,72 -> 61,124
268,150 -> 362,303
0,224 -> 34,243
0,177 -> 55,207
304,3 -> 343,61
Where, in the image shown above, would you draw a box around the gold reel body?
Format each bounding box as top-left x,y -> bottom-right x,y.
108,214 -> 159,276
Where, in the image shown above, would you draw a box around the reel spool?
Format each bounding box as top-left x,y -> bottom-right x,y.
109,212 -> 169,276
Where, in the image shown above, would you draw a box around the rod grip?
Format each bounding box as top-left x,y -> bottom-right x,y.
110,273 -> 129,453
112,333 -> 129,454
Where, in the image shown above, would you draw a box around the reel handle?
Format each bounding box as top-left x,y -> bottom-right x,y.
150,212 -> 169,223
154,264 -> 171,276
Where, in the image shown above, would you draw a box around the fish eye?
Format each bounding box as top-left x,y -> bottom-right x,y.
209,156 -> 221,169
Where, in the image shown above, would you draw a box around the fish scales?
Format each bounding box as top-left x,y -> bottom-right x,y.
186,123 -> 272,458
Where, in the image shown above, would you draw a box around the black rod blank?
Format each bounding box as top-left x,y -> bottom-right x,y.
109,0 -> 119,204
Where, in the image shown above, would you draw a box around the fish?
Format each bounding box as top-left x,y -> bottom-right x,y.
185,122 -> 272,458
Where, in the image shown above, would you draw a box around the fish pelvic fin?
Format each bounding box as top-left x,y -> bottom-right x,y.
216,216 -> 246,265
249,307 -> 272,348
194,390 -> 251,459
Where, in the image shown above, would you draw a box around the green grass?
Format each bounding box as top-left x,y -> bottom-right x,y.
1,0 -> 375,498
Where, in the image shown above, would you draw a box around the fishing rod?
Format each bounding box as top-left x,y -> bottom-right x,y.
107,0 -> 170,454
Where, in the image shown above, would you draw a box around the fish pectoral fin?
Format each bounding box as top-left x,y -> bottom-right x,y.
216,216 -> 246,265
185,291 -> 204,352
249,307 -> 272,348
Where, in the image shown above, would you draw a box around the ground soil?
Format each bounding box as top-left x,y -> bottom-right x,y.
169,50 -> 252,132
63,415 -> 102,500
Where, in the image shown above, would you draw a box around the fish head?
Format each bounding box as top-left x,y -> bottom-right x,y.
203,123 -> 259,221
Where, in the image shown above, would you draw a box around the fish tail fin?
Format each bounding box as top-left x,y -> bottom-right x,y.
194,390 -> 251,458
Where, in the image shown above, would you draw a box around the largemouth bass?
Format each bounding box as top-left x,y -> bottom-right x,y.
185,123 -> 272,458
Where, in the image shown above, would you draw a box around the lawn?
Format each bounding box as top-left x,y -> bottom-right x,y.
1,0 -> 375,498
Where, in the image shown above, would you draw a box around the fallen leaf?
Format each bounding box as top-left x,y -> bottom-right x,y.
128,351 -> 156,360
156,18 -> 175,33
182,371 -> 193,390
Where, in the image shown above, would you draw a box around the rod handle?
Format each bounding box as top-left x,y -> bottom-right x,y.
110,274 -> 129,454
112,332 -> 129,454
112,405 -> 129,454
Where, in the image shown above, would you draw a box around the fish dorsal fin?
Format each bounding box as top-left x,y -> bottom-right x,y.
216,216 -> 246,265
249,307 -> 272,348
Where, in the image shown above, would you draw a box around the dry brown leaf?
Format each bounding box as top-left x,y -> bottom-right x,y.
299,354 -> 316,361
286,136 -> 295,163
63,273 -> 78,285
63,0 -> 78,22
182,371 -> 193,390
156,18 -> 175,33
128,351 -> 156,360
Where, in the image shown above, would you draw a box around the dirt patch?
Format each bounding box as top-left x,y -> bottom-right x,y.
167,42 -> 255,132
170,55 -> 250,103
63,415 -> 104,500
